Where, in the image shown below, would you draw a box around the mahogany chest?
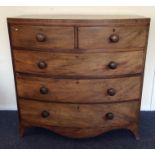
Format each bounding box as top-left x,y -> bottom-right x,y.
7,15 -> 150,139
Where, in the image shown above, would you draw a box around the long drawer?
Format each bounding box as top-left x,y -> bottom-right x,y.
10,25 -> 74,49
16,75 -> 141,103
19,99 -> 139,128
14,50 -> 144,77
79,26 -> 148,49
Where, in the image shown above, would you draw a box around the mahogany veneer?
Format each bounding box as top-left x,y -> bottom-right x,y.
7,15 -> 150,139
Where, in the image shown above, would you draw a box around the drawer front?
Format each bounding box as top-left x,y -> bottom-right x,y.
14,50 -> 144,77
10,25 -> 74,49
79,26 -> 147,49
16,75 -> 141,103
19,99 -> 139,128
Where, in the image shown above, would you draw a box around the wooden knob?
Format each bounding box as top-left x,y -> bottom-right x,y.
109,34 -> 119,43
38,61 -> 47,69
36,33 -> 46,42
108,61 -> 118,69
40,86 -> 48,94
105,112 -> 114,120
107,88 -> 116,96
41,111 -> 50,118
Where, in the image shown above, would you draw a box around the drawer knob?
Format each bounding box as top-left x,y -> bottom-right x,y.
105,112 -> 114,120
107,88 -> 116,96
41,111 -> 50,118
108,61 -> 118,69
38,61 -> 47,69
40,86 -> 48,94
109,34 -> 119,43
36,33 -> 46,42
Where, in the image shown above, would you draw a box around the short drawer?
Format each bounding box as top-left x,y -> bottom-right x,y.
14,50 -> 144,77
10,25 -> 74,49
16,75 -> 141,103
79,26 -> 148,49
19,99 -> 139,128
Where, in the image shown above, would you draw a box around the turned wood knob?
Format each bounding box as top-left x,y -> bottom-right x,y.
109,34 -> 119,43
41,111 -> 50,118
108,61 -> 118,69
107,88 -> 116,96
105,112 -> 114,120
38,61 -> 47,69
36,33 -> 46,42
40,86 -> 48,94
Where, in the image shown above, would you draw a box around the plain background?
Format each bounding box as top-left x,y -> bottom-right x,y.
0,6 -> 155,111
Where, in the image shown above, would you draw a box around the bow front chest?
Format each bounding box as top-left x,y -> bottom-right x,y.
7,15 -> 150,139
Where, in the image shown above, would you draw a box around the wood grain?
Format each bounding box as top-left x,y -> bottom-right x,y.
14,50 -> 144,77
10,25 -> 74,49
79,26 -> 148,49
16,75 -> 141,103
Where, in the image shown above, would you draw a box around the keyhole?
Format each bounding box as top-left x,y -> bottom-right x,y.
76,80 -> 79,84
77,106 -> 80,110
113,28 -> 116,32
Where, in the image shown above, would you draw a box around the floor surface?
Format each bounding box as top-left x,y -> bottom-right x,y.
0,111 -> 155,149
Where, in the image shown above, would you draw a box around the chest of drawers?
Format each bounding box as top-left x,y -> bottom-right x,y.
7,15 -> 150,139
